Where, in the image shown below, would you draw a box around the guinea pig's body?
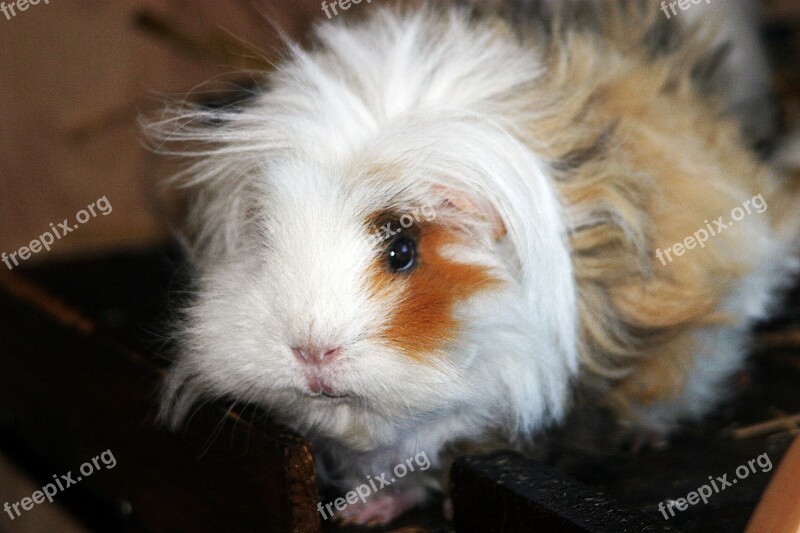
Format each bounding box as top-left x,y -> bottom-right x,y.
157,2 -> 800,525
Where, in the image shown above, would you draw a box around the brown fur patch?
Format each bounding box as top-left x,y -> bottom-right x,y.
613,333 -> 696,408
368,223 -> 500,361
491,4 -> 794,417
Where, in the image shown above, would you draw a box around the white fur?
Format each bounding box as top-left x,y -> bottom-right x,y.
157,7 -> 577,508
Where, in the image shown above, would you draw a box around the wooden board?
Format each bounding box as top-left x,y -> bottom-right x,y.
0,271 -> 320,533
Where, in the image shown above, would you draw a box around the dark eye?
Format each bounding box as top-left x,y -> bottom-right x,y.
386,235 -> 417,273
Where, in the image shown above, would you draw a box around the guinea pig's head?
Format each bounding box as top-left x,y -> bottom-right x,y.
156,7 -> 578,449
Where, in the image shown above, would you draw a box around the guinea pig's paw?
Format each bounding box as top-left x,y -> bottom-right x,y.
334,491 -> 418,527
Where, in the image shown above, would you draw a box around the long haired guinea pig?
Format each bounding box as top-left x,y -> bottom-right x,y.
154,1 -> 800,526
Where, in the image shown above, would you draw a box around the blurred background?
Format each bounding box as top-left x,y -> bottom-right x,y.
0,0 -> 325,261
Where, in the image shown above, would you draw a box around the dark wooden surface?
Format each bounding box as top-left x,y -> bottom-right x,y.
452,452 -> 676,533
0,267 -> 320,533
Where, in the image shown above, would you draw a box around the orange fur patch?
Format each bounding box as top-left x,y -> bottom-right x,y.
368,223 -> 500,361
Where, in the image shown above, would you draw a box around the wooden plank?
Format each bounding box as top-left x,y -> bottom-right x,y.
0,271 -> 320,533
451,452 -> 675,533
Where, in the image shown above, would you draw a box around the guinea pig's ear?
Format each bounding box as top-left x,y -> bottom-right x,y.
432,185 -> 507,240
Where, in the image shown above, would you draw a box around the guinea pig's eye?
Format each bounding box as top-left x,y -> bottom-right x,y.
386,235 -> 417,273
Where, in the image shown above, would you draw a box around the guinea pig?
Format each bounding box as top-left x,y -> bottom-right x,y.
154,1 -> 800,526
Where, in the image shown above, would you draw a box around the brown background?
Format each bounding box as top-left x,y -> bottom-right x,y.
0,0 -> 323,262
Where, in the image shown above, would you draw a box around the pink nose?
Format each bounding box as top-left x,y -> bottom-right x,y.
292,345 -> 341,366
